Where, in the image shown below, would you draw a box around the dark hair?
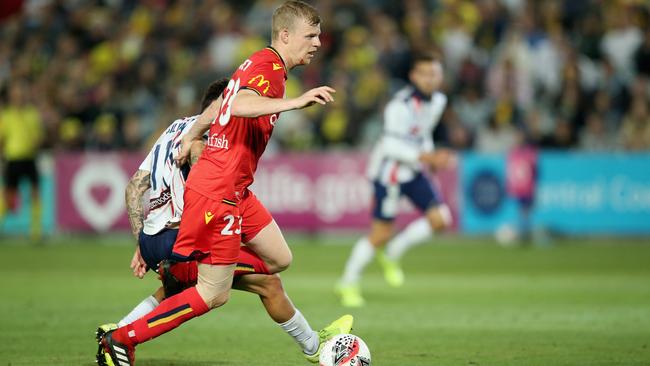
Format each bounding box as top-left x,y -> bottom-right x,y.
200,78 -> 229,112
410,51 -> 440,70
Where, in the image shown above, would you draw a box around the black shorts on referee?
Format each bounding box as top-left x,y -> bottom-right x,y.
4,159 -> 39,189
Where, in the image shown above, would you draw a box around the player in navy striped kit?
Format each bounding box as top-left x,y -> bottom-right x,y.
337,52 -> 455,307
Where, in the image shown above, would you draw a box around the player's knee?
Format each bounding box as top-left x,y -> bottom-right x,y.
196,282 -> 231,309
195,264 -> 234,309
428,205 -> 452,231
206,290 -> 230,309
268,251 -> 292,273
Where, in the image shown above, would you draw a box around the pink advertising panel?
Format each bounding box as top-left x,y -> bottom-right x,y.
251,152 -> 459,231
56,152 -> 144,232
55,152 -> 458,232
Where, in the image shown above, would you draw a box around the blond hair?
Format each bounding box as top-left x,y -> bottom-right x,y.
272,1 -> 320,40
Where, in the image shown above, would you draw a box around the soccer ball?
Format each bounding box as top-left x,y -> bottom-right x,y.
319,334 -> 371,366
495,223 -> 518,246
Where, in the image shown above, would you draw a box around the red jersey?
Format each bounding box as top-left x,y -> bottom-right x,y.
186,47 -> 287,202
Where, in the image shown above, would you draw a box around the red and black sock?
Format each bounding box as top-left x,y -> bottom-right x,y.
113,287 -> 209,347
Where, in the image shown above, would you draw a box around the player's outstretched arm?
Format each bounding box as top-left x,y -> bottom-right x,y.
175,96 -> 223,166
231,86 -> 335,118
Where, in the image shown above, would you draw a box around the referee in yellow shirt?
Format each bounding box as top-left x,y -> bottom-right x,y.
0,80 -> 43,240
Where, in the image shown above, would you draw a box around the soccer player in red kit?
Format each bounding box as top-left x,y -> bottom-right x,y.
98,2 -> 344,365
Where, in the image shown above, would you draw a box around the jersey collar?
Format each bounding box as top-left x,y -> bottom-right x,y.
410,86 -> 432,101
266,46 -> 288,78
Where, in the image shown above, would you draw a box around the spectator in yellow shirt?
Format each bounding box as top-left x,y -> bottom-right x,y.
0,79 -> 43,240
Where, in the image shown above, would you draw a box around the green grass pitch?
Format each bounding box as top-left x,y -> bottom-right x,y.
1,235 -> 649,365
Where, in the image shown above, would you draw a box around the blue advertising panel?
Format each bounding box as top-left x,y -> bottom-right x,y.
461,152 -> 650,235
536,152 -> 650,234
460,152 -> 518,234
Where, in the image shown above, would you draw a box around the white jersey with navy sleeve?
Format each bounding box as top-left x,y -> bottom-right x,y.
139,115 -> 203,235
367,86 -> 447,185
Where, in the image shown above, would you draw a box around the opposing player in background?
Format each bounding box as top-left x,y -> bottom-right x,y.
96,78 -> 350,364
98,2 -> 346,365
0,79 -> 43,241
337,53 -> 454,307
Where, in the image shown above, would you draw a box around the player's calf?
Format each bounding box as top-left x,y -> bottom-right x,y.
233,272 -> 283,296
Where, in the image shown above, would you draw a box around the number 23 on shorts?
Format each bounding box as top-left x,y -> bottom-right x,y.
203,207 -> 241,236
221,214 -> 242,236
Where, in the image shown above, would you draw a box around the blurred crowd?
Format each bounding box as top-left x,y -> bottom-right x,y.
0,0 -> 649,153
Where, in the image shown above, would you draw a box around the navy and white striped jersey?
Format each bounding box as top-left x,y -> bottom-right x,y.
138,115 -> 204,235
367,86 -> 447,184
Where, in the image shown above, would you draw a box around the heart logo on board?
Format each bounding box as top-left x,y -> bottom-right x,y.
71,160 -> 128,231
90,185 -> 112,205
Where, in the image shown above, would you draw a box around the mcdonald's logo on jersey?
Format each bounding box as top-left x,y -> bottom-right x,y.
248,74 -> 271,95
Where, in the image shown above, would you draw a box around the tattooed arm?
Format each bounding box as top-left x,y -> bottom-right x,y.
125,169 -> 151,240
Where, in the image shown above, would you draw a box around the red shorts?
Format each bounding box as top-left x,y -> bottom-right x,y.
172,188 -> 272,264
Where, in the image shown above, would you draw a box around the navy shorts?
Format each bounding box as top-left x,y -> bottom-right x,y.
372,172 -> 442,221
138,228 -> 182,272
